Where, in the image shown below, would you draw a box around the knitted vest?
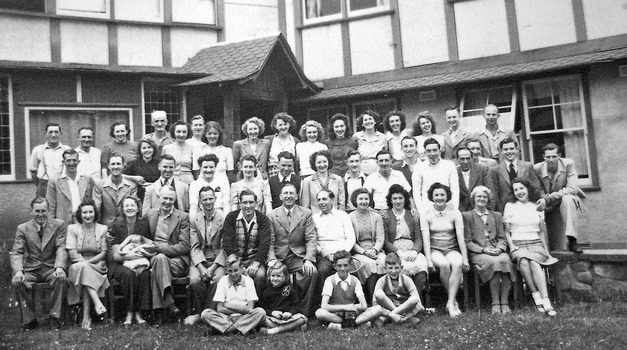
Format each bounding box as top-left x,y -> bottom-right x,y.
235,218 -> 259,263
329,276 -> 358,305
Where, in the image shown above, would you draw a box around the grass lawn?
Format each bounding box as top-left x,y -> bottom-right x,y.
1,301 -> 625,350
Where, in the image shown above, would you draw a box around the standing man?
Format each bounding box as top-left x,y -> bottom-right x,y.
343,150 -> 367,212
441,106 -> 469,160
185,186 -> 227,325
75,127 -> 102,180
145,186 -> 191,316
412,138 -> 459,210
268,152 -> 301,209
456,147 -> 492,212
142,110 -> 173,154
473,104 -> 515,162
267,183 -> 318,316
222,189 -> 272,296
364,150 -> 413,213
489,138 -> 544,213
466,138 -> 497,168
46,149 -> 95,225
392,136 -> 420,187
30,123 -> 71,197
143,154 -> 190,215
534,143 -> 586,253
94,155 -> 137,227
188,154 -> 229,219
11,198 -> 67,330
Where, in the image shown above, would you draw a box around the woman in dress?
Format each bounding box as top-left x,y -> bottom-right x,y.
349,188 -> 386,302
187,115 -> 206,149
265,113 -> 300,178
108,196 -> 153,326
123,139 -> 160,202
67,199 -> 110,329
162,121 -> 194,185
192,121 -> 234,183
233,117 -> 271,180
300,149 -> 345,215
413,111 -> 444,161
353,110 -> 387,175
295,120 -> 327,178
384,111 -> 410,162
325,113 -> 358,177
504,178 -> 558,316
463,186 -> 514,314
421,182 -> 468,317
230,154 -> 272,214
101,121 -> 138,176
382,184 -> 428,294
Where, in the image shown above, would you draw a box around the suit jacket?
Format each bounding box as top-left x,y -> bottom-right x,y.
268,174 -> 301,209
232,138 -> 271,176
458,163 -> 492,212
441,127 -> 470,160
46,174 -> 94,225
267,205 -> 317,263
143,178 -> 190,215
382,209 -> 422,254
189,210 -> 226,268
144,208 -> 191,264
462,210 -> 507,254
222,209 -> 272,264
109,215 -> 153,245
533,158 -> 586,209
301,173 -> 345,214
473,128 -> 516,160
489,160 -> 544,213
11,218 -> 68,272
94,176 -> 137,227
391,159 -> 414,188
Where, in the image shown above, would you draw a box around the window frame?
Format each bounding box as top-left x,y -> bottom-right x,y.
0,74 -> 15,181
521,74 -> 593,186
23,106 -> 134,179
56,0 -> 111,19
351,97 -> 397,133
307,103 -> 350,131
302,0 -> 389,25
141,78 -> 183,136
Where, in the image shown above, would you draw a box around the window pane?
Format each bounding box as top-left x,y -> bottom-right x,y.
58,0 -> 107,13
531,130 -> 588,177
308,108 -> 328,126
304,0 -> 341,19
374,100 -> 397,117
528,106 -> 555,131
144,81 -> 180,135
0,77 -> 10,175
553,77 -> 580,104
461,86 -> 515,133
525,81 -> 553,107
557,102 -> 583,129
349,0 -> 386,12
0,0 -> 45,12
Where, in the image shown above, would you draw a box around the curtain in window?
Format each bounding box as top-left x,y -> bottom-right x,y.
557,78 -> 588,177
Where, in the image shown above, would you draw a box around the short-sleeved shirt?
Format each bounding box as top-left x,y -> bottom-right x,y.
213,274 -> 258,316
373,274 -> 418,306
321,273 -> 364,298
30,142 -> 71,180
363,170 -> 412,209
76,146 -> 102,179
296,141 -> 327,176
503,201 -> 544,241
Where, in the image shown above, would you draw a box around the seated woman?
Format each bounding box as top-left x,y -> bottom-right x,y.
382,184 -> 428,294
230,154 -> 272,215
67,199 -> 110,330
300,149 -> 345,215
349,188 -> 386,303
421,182 -> 469,318
462,186 -> 514,314
108,197 -> 153,326
504,178 -> 558,317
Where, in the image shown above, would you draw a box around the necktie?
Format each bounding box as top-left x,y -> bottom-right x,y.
508,163 -> 517,183
38,225 -> 44,239
170,180 -> 179,210
287,210 -> 292,230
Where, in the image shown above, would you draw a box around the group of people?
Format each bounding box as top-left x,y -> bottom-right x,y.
11,105 -> 586,334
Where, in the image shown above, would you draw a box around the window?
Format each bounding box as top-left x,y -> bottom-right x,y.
348,0 -> 388,14
303,0 -> 388,23
0,0 -> 45,12
352,98 -> 397,132
460,86 -> 517,134
57,0 -> 110,19
308,105 -> 349,130
143,81 -> 181,135
0,76 -> 13,179
304,0 -> 342,20
522,75 -> 591,184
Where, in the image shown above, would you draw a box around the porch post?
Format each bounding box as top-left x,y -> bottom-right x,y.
223,83 -> 241,145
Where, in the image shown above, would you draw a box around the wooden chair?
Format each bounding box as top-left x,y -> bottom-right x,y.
30,282 -> 70,323
512,265 -> 560,308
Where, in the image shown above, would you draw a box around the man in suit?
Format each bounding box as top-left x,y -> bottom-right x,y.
489,138 -> 544,213
473,104 -> 516,162
457,147 -> 492,212
392,136 -> 420,187
11,197 -> 68,330
222,189 -> 272,296
145,185 -> 190,316
534,143 -> 586,253
466,138 -> 497,168
268,151 -> 301,209
47,149 -> 94,225
94,155 -> 137,227
185,186 -> 226,325
267,183 -> 318,316
441,106 -> 469,160
143,154 -> 190,215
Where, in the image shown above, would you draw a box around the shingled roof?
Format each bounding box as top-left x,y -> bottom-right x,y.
177,33 -> 318,92
296,47 -> 627,102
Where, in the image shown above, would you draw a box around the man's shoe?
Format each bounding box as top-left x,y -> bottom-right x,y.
167,303 -> 181,316
568,238 -> 583,253
22,320 -> 39,331
49,316 -> 62,330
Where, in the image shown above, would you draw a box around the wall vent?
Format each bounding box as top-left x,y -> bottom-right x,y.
419,90 -> 436,102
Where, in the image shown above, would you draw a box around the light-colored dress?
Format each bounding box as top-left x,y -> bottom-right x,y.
192,144 -> 234,182
421,204 -> 464,255
504,201 -> 555,266
386,130 -> 410,161
391,212 -> 428,275
67,223 -> 110,305
295,141 -> 327,177
162,142 -> 195,184
354,131 -> 387,175
350,210 -> 386,283
230,179 -> 272,213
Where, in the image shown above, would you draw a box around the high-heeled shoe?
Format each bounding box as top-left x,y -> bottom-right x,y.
446,304 -> 458,318
81,318 -> 92,330
135,312 -> 147,325
123,312 -> 133,327
95,305 -> 107,316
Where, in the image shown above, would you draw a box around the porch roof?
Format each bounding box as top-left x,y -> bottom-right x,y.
295,47 -> 627,103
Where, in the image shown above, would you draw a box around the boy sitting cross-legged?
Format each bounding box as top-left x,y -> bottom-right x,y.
200,254 -> 266,335
373,252 -> 424,325
315,250 -> 382,330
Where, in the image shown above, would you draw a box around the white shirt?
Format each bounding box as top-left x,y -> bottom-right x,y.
343,172 -> 367,211
66,174 -> 81,212
461,170 -> 470,189
313,208 -> 356,257
296,141 -> 328,176
412,159 -> 459,210
363,170 -> 412,209
76,146 -> 102,179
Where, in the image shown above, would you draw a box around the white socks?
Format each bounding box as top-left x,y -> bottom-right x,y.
542,298 -> 553,310
531,292 -> 543,306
